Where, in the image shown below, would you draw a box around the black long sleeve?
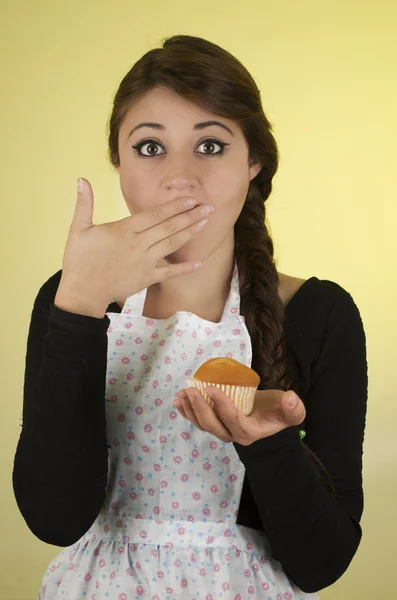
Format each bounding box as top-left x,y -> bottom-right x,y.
13,272 -> 367,594
234,281 -> 367,592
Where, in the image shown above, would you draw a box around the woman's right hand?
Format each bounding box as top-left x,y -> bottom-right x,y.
54,178 -> 214,318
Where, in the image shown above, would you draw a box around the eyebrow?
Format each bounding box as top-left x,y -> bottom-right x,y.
127,120 -> 235,139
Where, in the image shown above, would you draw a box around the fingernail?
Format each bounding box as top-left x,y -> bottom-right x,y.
288,392 -> 298,408
77,178 -> 84,193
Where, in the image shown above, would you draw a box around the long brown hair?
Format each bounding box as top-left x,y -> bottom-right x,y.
107,34 -> 334,494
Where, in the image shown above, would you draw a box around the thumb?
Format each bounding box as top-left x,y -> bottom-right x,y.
71,178 -> 94,231
282,391 -> 306,426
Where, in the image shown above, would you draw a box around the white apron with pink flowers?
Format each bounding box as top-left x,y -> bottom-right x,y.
38,260 -> 318,599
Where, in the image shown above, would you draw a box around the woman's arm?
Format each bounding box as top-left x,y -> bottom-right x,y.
234,287 -> 368,593
13,272 -> 110,546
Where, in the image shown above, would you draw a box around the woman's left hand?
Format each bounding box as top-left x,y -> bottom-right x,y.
173,386 -> 306,446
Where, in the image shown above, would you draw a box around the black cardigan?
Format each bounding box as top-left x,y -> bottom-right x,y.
12,270 -> 367,593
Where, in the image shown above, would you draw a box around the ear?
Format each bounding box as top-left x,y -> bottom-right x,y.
249,161 -> 262,181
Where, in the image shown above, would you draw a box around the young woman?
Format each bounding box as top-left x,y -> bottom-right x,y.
13,34 -> 368,600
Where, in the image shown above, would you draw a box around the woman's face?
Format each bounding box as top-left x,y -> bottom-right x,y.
117,85 -> 261,263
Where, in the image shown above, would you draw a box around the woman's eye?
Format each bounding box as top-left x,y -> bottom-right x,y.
132,139 -> 228,158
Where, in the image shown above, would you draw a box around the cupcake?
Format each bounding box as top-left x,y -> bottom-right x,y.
186,357 -> 260,416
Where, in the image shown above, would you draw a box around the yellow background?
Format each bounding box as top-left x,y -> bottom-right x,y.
1,0 -> 396,598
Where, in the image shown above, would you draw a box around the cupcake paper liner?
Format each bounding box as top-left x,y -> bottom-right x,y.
185,378 -> 257,416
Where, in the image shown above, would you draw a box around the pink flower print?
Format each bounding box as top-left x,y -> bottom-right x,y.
181,352 -> 187,360
144,424 -> 153,433
84,573 -> 92,582
248,585 -> 255,594
283,594 -> 293,600
123,535 -> 130,543
196,348 -> 204,356
174,559 -> 182,568
276,596 -> 282,600
153,506 -> 160,515
191,449 -> 199,459
185,369 -> 192,376
172,501 -> 180,509
68,563 -> 75,570
176,329 -> 183,337
139,530 -> 147,540
240,343 -> 246,350
220,500 -> 228,508
214,563 -> 220,572
135,473 -> 143,481
233,329 -> 241,335
118,413 -> 126,422
111,502 -> 118,510
116,339 -> 124,346
222,582 -> 230,591
154,464 -> 161,472
93,548 -> 100,556
136,586 -> 144,596
173,456 -> 182,465
159,435 -> 167,443
192,492 -> 201,501
152,380 -> 159,388
69,552 -> 75,561
209,441 -> 218,450
157,570 -> 165,578
116,519 -> 123,528
124,322 -> 132,329
187,514 -> 196,522
99,559 -> 106,568
252,562 -> 260,571
145,366 -> 152,374
135,406 -> 143,415
204,327 -> 212,335
170,411 -> 177,420
222,456 -> 231,464
190,552 -> 196,562
229,473 -> 238,482
181,579 -> 188,588
124,457 -> 132,465
167,324 -> 173,331
181,474 -> 189,482
148,488 -> 155,496
159,340 -> 166,346
130,492 -> 138,500
246,541 -> 254,551
160,480 -> 168,488
181,432 -> 190,440
119,479 -> 126,488
126,568 -> 133,576
119,594 -> 127,600
224,529 -> 232,537
203,507 -> 211,517
154,398 -> 163,406
206,535 -> 214,544
104,525 -> 109,533
134,337 -> 143,344
136,561 -> 141,569
145,319 -> 154,326
151,548 -> 158,557
142,445 -> 150,453
234,596 -> 242,600
213,340 -> 221,347
134,385 -> 142,393
127,431 -> 135,440
210,484 -> 219,494
164,356 -> 172,364
108,377 -> 117,385
151,332 -> 158,340
121,357 -> 130,364
165,374 -> 172,382
167,588 -> 174,595
206,595 -> 214,600
177,527 -> 185,535
231,306 -> 238,315
110,395 -> 118,403
203,462 -> 212,471
140,354 -> 148,361
192,331 -> 197,339
113,438 -> 120,447
199,568 -> 206,576
226,352 -> 233,358
130,543 -> 137,551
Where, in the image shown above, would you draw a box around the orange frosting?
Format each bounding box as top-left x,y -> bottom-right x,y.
194,357 -> 260,387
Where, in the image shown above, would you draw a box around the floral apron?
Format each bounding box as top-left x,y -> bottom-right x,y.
38,260 -> 318,600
